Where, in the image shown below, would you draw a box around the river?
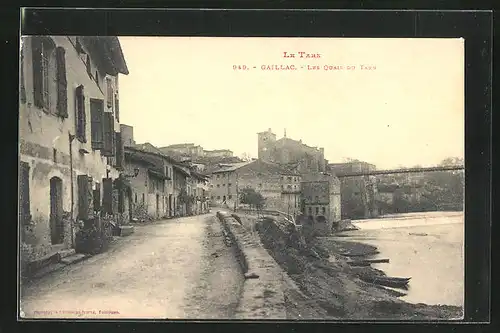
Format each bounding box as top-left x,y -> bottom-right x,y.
345,211 -> 464,307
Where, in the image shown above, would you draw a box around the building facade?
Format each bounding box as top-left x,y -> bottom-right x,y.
124,146 -> 175,220
328,161 -> 379,219
160,143 -> 205,158
203,149 -> 233,158
120,124 -> 136,147
190,171 -> 210,215
208,159 -> 301,214
300,173 -> 342,234
257,128 -> 326,173
19,36 -> 129,259
173,164 -> 191,216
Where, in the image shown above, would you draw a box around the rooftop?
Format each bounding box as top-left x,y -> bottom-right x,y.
163,143 -> 197,149
131,143 -> 179,164
211,159 -> 300,175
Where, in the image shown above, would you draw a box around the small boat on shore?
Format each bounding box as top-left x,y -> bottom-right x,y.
360,275 -> 411,289
341,250 -> 381,257
347,258 -> 390,266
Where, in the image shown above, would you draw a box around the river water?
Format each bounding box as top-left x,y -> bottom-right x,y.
345,211 -> 464,307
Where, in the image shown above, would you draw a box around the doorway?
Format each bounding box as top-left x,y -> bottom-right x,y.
50,177 -> 64,245
168,194 -> 172,217
156,194 -> 160,218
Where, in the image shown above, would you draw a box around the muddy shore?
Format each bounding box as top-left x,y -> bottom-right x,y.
254,217 -> 463,320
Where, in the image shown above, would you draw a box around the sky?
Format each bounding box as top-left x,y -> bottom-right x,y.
118,37 -> 464,170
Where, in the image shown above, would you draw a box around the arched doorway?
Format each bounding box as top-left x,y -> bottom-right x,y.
50,177 -> 64,244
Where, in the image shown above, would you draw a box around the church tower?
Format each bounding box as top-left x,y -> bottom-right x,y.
257,128 -> 276,162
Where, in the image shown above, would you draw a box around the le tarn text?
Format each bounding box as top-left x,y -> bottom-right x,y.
283,51 -> 321,58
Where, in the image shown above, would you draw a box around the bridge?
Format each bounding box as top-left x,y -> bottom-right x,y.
334,165 -> 464,178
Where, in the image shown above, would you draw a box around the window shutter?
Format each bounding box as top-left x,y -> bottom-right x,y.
90,99 -> 104,150
86,55 -> 92,77
77,175 -> 92,220
93,182 -> 101,212
31,37 -> 44,109
19,162 -> 31,224
102,178 -> 113,215
115,95 -> 120,122
106,78 -> 113,108
102,112 -> 115,156
113,131 -> 124,169
20,49 -> 26,103
75,85 -> 86,141
55,47 -> 68,118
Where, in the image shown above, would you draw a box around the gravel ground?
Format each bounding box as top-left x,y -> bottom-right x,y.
20,214 -> 244,319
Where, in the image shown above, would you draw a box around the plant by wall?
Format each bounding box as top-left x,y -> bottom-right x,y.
239,187 -> 266,210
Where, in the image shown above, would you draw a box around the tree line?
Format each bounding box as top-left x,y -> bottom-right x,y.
376,157 -> 464,214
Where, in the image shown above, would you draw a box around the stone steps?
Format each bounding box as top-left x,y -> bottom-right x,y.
60,253 -> 88,265
119,225 -> 135,237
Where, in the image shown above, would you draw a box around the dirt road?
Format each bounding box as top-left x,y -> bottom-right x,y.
20,214 -> 244,319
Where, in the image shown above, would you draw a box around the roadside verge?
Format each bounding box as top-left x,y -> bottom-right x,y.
216,211 -> 286,319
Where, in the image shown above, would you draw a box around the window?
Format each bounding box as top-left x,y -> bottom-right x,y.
228,183 -> 232,186
288,177 -> 292,181
322,207 -> 326,214
258,183 -> 262,187
90,99 -> 104,150
217,175 -> 220,179
217,196 -> 221,200
217,184 -> 220,188
75,85 -> 86,142
287,185 -> 292,189
142,193 -> 145,203
211,196 -> 214,200
222,184 -> 225,187
135,193 -> 137,203
308,207 -> 312,214
228,195 -> 232,200
315,207 -> 319,214
315,195 -> 319,201
32,38 -> 67,117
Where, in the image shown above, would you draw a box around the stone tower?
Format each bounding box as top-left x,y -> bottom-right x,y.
257,128 -> 276,162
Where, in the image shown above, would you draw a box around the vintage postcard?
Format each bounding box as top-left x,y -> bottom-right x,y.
18,36 -> 464,320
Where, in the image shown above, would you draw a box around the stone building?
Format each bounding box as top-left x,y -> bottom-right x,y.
300,173 -> 342,235
203,149 -> 233,158
208,159 -> 301,215
124,146 -> 176,220
257,128 -> 326,173
19,36 -> 129,260
190,170 -> 210,215
160,143 -> 204,158
328,161 -> 379,219
120,124 -> 136,147
173,164 -> 191,216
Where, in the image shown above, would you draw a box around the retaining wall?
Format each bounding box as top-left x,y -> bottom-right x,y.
216,211 -> 286,319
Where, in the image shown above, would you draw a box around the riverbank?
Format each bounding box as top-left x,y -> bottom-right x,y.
255,217 -> 463,320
